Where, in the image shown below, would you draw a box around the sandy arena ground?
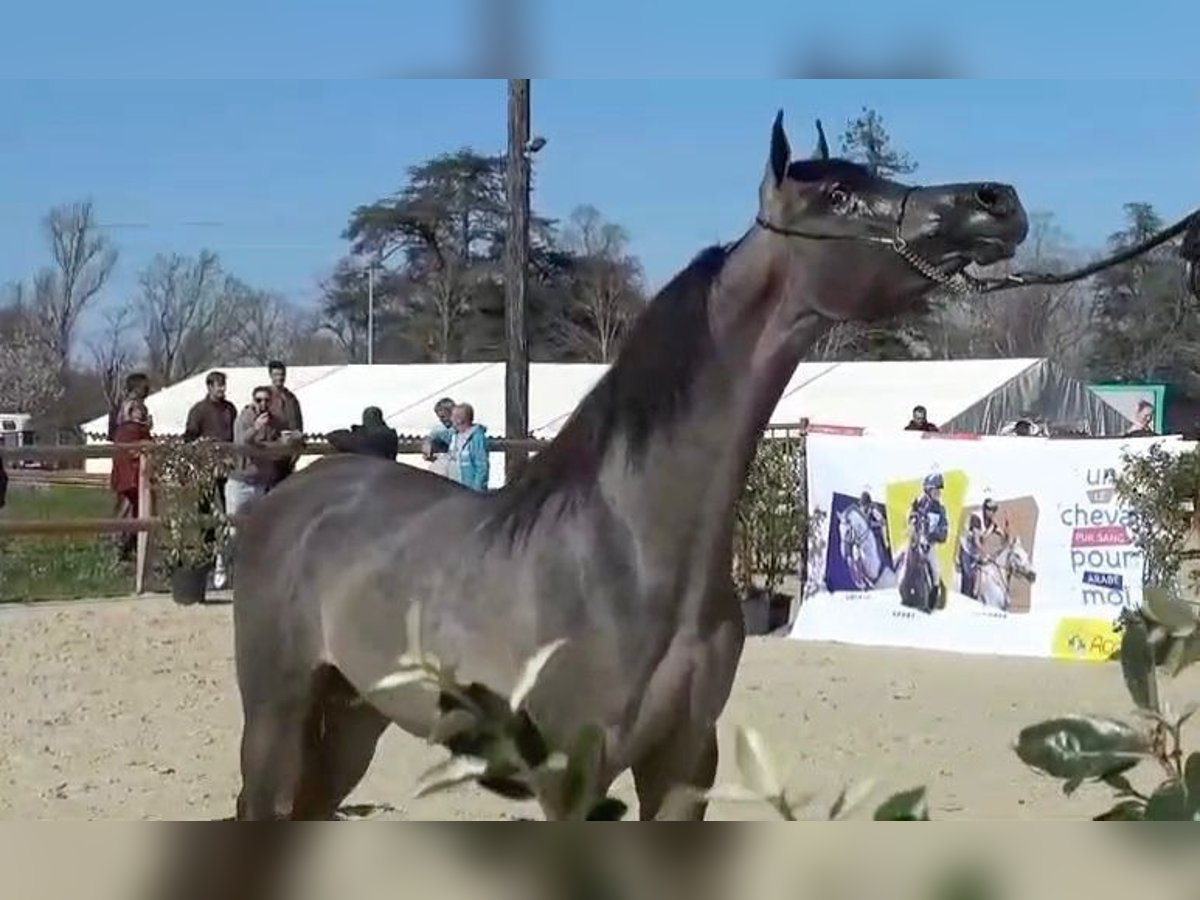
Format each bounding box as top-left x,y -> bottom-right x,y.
1,596 -> 1192,820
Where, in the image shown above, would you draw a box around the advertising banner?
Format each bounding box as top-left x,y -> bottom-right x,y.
791,431 -> 1186,660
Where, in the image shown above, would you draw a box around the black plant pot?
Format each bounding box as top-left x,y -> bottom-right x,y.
170,564 -> 210,606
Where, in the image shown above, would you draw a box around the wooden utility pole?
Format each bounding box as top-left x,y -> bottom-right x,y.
504,79 -> 531,483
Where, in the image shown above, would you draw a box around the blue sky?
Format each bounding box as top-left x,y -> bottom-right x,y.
1,77 -> 1198,345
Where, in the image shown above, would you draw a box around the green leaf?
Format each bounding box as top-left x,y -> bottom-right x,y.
1144,780 -> 1194,820
873,786 -> 930,820
1183,752 -> 1200,806
560,724 -> 606,819
1094,799 -> 1145,821
405,602 -> 424,661
413,754 -> 490,798
367,667 -> 431,695
735,727 -> 782,798
1120,615 -> 1159,711
1163,632 -> 1200,676
508,638 -> 567,713
1144,585 -> 1199,636
585,798 -> 629,821
1015,716 -> 1151,781
427,708 -> 478,746
828,778 -> 877,820
1101,771 -> 1139,798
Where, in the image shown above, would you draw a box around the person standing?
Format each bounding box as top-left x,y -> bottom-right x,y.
266,360 -> 304,487
326,407 -> 399,461
224,386 -> 283,580
107,372 -> 152,440
109,399 -> 153,563
183,371 -> 238,587
447,403 -> 490,492
904,405 -> 939,432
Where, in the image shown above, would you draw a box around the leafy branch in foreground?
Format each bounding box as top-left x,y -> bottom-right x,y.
368,604 -> 931,821
1014,593 -> 1200,820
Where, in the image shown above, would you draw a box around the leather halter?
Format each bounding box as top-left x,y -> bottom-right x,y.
757,191 -> 1200,298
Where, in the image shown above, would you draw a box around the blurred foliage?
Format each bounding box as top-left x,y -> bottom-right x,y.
1016,442 -> 1200,820
733,435 -> 807,602
143,437 -> 230,570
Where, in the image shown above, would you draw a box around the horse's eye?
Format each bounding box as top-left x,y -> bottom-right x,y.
829,187 -> 851,210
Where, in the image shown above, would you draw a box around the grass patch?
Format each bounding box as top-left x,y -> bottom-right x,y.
0,484 -> 133,602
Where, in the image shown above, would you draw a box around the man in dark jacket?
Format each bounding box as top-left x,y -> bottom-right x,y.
266,360 -> 304,486
327,407 -> 399,461
904,404 -> 940,432
0,456 -> 8,511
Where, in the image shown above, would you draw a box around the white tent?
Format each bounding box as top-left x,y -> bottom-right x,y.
81,358 -> 1129,487
770,357 -> 1130,435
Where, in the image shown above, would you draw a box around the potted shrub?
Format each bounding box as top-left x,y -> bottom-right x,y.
145,437 -> 230,605
733,434 -> 808,635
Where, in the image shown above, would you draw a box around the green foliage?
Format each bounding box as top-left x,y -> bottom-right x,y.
1112,441 -> 1200,585
0,485 -> 131,601
144,438 -> 229,570
733,435 -> 807,601
838,106 -> 918,179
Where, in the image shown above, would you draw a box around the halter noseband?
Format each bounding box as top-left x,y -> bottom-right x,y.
754,188 -> 992,297
756,192 -> 1200,298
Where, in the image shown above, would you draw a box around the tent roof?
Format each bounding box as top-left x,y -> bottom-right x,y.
81,358 -> 1128,441
771,358 -> 1042,429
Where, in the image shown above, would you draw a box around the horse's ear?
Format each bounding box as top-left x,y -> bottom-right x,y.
812,119 -> 830,160
768,109 -> 790,187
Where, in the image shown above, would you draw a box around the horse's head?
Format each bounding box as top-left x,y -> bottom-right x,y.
757,111 -> 1030,321
1003,537 -> 1036,581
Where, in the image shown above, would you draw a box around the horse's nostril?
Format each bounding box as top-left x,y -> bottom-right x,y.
975,186 -> 1002,209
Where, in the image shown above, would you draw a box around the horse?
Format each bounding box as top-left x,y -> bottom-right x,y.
230,110 -> 1030,821
971,534 -> 1037,612
837,505 -> 896,590
896,537 -> 942,613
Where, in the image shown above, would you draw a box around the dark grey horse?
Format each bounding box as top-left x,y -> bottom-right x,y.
231,111 -> 1029,820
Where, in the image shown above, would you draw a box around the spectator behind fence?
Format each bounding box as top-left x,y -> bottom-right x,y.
183,371 -> 238,589
904,404 -> 939,432
0,456 -> 7,511
108,372 -> 152,440
110,398 -> 153,563
222,386 -> 284,586
447,402 -> 489,492
266,360 -> 304,487
1125,399 -> 1157,437
327,407 -> 399,461
422,397 -> 455,461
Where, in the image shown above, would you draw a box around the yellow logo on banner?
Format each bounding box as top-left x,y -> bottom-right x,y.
1051,618 -> 1121,662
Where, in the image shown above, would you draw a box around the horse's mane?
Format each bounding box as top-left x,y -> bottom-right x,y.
485,243 -> 729,542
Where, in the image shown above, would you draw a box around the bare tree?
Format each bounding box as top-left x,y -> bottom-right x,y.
31,200 -> 118,374
135,250 -> 246,384
225,288 -> 302,364
932,212 -> 1095,370
556,205 -> 645,363
87,305 -> 137,411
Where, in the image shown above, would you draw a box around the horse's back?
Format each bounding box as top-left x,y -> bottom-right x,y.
231,456 -> 467,642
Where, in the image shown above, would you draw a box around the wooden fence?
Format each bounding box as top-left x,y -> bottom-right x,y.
0,436 -> 550,596
1,426 -> 813,598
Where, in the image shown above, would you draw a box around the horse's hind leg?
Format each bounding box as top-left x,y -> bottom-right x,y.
295,672 -> 391,819
236,695 -> 312,821
632,725 -> 719,821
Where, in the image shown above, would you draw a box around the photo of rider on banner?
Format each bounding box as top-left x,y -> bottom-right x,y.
955,494 -> 1039,614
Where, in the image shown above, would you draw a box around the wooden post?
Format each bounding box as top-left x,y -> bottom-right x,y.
135,449 -> 151,595
504,79 -> 531,483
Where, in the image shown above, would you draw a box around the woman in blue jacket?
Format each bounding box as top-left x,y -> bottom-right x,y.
448,403 -> 490,492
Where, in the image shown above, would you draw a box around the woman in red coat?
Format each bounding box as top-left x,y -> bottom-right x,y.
110,399 -> 152,562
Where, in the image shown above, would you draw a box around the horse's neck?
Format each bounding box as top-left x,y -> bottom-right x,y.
590,229 -> 826,611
